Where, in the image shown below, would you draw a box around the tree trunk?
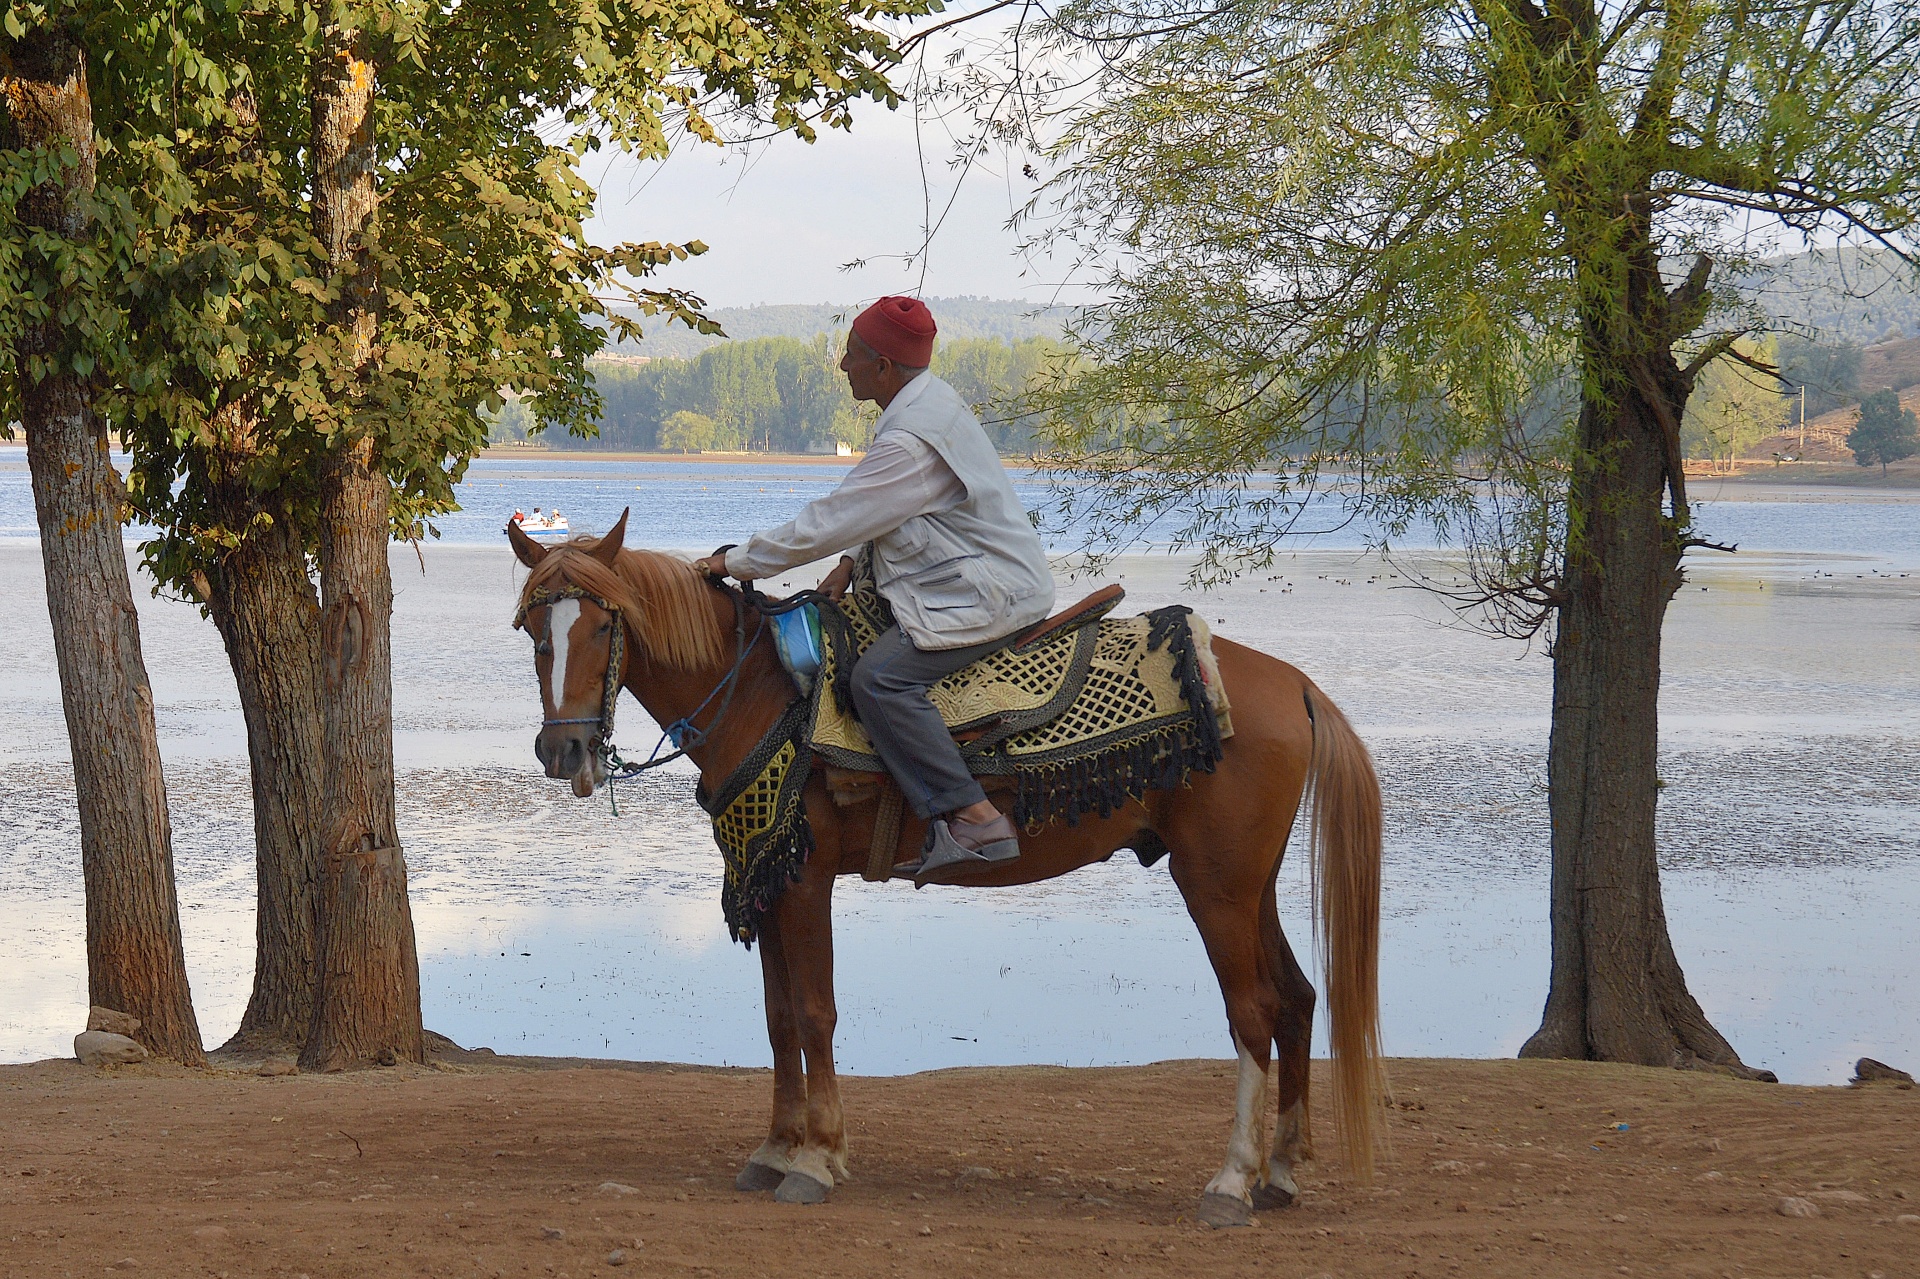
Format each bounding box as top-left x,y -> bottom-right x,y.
4,30 -> 204,1065
299,18 -> 424,1072
1519,331 -> 1772,1080
203,515 -> 327,1054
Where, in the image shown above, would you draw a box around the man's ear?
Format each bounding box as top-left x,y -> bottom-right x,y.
506,518 -> 547,567
590,507 -> 630,566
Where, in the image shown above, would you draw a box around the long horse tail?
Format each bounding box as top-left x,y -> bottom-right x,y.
1303,681 -> 1386,1181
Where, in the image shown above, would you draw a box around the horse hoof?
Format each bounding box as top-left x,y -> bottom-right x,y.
735,1160 -> 786,1192
1197,1192 -> 1252,1228
774,1170 -> 832,1204
1251,1182 -> 1296,1211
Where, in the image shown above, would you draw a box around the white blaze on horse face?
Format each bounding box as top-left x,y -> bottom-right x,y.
547,598 -> 582,714
1204,1034 -> 1269,1204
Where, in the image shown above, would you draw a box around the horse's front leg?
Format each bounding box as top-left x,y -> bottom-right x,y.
736,915 -> 807,1192
767,857 -> 845,1204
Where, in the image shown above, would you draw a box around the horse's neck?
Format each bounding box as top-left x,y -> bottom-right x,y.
622,592 -> 789,776
621,587 -> 736,725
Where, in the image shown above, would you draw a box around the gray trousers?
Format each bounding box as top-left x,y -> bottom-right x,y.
849,624 -> 1006,820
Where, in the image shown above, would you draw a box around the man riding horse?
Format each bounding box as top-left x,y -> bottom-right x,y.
697,296 -> 1055,885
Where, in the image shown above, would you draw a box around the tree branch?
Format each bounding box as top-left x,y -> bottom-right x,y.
1628,355 -> 1689,522
1665,251 -> 1713,339
898,0 -> 1030,57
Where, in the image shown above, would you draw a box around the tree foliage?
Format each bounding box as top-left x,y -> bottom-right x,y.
1774,334 -> 1862,421
972,0 -> 1920,611
1681,337 -> 1788,471
660,408 -> 728,452
2,0 -> 938,594
1848,388 -> 1920,473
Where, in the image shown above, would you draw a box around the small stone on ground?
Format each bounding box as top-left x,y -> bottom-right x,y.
74,1031 -> 148,1067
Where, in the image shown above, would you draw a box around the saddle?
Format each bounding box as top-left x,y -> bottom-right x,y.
805,571 -> 1233,866
707,570 -> 1234,945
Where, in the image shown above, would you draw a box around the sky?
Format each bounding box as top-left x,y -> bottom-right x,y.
581,87 -> 1082,311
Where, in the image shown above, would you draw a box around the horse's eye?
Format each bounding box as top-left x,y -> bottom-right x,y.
596,622 -> 612,636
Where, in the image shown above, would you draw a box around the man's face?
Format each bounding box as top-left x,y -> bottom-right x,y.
840,333 -> 890,403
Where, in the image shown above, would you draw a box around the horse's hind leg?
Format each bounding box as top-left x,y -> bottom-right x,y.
737,916 -> 807,1192
1172,860 -> 1285,1229
1256,877 -> 1316,1210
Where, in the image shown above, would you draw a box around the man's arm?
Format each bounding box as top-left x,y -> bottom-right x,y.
709,435 -> 964,581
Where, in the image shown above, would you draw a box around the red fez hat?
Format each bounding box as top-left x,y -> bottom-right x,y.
852,296 -> 937,367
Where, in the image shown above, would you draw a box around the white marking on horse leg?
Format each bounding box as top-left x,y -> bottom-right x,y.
786,1145 -> 835,1189
548,597 -> 580,710
1267,1097 -> 1306,1201
1203,1035 -> 1268,1204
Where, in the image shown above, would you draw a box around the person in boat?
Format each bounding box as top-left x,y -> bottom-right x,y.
698,296 -> 1055,883
512,509 -> 525,524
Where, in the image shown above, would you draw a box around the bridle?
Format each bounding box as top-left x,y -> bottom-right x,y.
514,577 -> 766,810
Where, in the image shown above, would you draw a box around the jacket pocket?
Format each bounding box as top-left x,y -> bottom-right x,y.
909,554 -> 1002,618
876,514 -> 968,580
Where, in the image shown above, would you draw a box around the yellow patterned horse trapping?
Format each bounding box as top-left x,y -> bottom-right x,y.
697,697 -> 814,945
809,578 -> 1234,828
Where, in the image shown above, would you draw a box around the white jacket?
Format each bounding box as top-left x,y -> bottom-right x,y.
726,373 -> 1055,649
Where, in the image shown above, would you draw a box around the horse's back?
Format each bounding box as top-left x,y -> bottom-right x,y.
1209,634 -> 1317,755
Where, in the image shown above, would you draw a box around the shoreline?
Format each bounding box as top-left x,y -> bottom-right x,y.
478,445 -> 1920,489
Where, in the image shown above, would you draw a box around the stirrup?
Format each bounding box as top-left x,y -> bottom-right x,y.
902,818 -> 1020,888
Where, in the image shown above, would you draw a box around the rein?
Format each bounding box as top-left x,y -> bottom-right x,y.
516,577 -> 766,814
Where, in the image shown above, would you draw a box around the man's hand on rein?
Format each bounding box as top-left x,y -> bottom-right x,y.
818,556 -> 855,602
697,552 -> 733,579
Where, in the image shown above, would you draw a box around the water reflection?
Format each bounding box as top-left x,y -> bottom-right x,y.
1,532 -> 1915,1085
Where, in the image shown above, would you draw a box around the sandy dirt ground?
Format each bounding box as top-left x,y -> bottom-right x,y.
2,1054 -> 1915,1279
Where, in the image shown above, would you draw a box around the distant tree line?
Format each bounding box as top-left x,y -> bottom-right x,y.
490,334 -> 1068,454
598,296 -> 1070,360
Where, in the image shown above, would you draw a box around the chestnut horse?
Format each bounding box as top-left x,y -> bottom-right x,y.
507,513 -> 1384,1227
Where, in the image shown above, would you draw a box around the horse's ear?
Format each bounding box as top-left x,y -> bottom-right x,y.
506,518 -> 547,567
590,507 -> 630,566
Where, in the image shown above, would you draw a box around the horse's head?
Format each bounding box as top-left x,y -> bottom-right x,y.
509,509 -> 632,797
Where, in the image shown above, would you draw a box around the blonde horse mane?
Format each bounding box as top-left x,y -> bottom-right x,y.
516,539 -> 730,671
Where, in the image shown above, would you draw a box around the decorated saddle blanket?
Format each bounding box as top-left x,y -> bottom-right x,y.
811,577 -> 1234,827
703,571 -> 1233,947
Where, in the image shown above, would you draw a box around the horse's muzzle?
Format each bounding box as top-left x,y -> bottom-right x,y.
534,726 -> 600,797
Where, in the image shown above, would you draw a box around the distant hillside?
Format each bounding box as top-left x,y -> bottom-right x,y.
602,296 -> 1073,361
1859,335 -> 1920,394
590,252 -> 1919,360
1745,246 -> 1920,346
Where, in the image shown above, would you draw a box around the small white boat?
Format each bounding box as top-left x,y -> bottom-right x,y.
512,510 -> 571,539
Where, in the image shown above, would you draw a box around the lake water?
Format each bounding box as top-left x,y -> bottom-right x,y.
1,449 -> 1916,1084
